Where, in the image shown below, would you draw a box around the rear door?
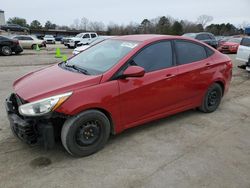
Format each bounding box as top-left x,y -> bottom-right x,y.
174,40 -> 215,107
22,36 -> 34,48
237,38 -> 250,62
118,40 -> 179,128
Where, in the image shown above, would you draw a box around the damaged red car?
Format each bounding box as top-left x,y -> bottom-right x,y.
5,35 -> 232,157
217,37 -> 242,54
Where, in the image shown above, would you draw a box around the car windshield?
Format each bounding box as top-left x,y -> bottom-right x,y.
227,38 -> 242,44
76,34 -> 83,38
65,39 -> 139,75
45,35 -> 53,38
183,33 -> 196,38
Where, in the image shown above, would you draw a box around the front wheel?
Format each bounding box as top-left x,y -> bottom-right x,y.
199,83 -> 222,113
61,110 -> 111,157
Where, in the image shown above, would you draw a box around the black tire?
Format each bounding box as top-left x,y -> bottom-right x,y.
31,44 -> 36,49
1,46 -> 12,56
61,110 -> 111,157
199,83 -> 222,113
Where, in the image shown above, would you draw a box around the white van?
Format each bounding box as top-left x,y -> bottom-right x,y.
236,37 -> 250,71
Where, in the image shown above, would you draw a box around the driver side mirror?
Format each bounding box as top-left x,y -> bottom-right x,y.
122,66 -> 145,78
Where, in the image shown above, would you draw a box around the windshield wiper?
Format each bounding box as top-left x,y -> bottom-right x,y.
64,62 -> 90,75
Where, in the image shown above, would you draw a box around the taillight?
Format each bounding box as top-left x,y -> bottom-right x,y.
13,40 -> 19,45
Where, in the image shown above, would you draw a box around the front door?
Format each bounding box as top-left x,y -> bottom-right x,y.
118,41 -> 180,128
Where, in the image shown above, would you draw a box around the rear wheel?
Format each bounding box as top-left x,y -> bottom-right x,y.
61,110 -> 111,157
199,83 -> 222,113
1,46 -> 12,56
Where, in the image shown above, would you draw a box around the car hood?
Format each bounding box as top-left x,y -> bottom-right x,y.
13,64 -> 102,102
221,42 -> 239,46
70,37 -> 81,41
74,45 -> 90,52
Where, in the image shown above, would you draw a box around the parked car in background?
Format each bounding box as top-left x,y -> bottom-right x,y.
67,32 -> 98,48
0,35 -> 23,55
72,36 -> 114,55
55,35 -> 63,42
61,36 -> 72,45
12,35 -> 46,49
183,32 -> 218,48
5,35 -> 232,157
217,37 -> 242,54
0,24 -> 29,33
236,37 -> 250,72
43,35 -> 56,44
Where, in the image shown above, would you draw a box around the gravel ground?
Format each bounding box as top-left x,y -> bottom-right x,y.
0,47 -> 250,188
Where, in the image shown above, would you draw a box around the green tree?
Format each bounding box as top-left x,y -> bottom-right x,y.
171,21 -> 183,35
156,16 -> 171,34
30,20 -> 42,29
44,21 -> 57,29
140,19 -> 151,33
7,17 -> 28,27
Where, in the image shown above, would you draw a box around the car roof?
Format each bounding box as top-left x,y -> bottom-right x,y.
111,34 -> 182,42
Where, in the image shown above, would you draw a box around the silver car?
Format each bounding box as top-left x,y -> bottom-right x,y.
236,37 -> 250,72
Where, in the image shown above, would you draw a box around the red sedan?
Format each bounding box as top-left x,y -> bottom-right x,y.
5,35 -> 232,157
217,37 -> 242,53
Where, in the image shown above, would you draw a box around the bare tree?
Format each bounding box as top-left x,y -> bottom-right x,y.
80,17 -> 89,31
197,15 -> 213,27
71,18 -> 80,30
238,21 -> 250,29
89,21 -> 105,32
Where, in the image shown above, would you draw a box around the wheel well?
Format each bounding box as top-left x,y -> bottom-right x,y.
215,81 -> 225,95
90,108 -> 115,135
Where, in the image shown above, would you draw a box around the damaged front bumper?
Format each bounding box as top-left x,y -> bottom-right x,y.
5,93 -> 66,149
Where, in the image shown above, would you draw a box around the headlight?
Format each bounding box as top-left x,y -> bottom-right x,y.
19,92 -> 72,116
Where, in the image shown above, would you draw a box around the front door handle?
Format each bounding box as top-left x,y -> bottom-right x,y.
165,74 -> 176,79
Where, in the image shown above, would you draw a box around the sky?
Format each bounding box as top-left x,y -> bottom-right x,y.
0,0 -> 250,27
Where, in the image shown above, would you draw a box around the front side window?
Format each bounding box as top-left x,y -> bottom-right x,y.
132,41 -> 173,73
83,34 -> 90,39
65,40 -> 139,75
175,40 -> 207,65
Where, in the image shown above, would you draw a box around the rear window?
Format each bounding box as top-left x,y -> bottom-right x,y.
196,34 -> 211,40
241,38 -> 250,47
175,40 -> 208,65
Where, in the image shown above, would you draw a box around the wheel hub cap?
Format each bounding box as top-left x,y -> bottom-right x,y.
76,121 -> 100,146
208,90 -> 218,106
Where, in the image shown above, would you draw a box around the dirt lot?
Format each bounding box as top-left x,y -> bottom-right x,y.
0,45 -> 250,188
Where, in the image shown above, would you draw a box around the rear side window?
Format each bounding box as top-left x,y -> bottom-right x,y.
23,37 -> 33,40
91,34 -> 97,38
205,47 -> 215,57
175,40 -> 207,65
132,41 -> 173,72
241,38 -> 250,47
